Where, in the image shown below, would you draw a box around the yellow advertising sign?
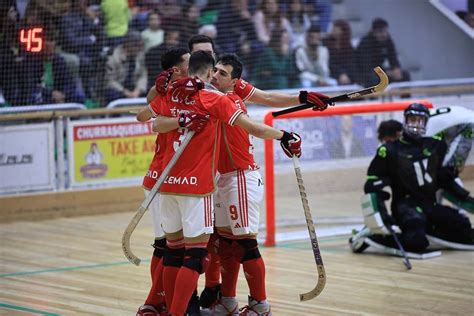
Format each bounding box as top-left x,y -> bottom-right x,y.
69,118 -> 156,184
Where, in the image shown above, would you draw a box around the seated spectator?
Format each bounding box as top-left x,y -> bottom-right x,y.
282,0 -> 311,50
323,19 -> 357,85
180,3 -> 200,44
60,0 -> 104,100
0,2 -> 23,105
22,33 -> 84,104
105,31 -> 147,103
303,0 -> 332,33
253,0 -> 284,46
253,29 -> 297,90
356,18 -> 410,87
145,27 -> 181,90
295,25 -> 336,87
216,0 -> 255,53
101,0 -> 129,48
141,10 -> 164,52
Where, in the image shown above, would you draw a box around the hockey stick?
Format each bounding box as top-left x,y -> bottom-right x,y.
272,66 -> 389,117
385,224 -> 412,270
122,130 -> 195,266
292,156 -> 326,301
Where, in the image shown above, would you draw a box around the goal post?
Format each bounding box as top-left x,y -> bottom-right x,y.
263,100 -> 434,247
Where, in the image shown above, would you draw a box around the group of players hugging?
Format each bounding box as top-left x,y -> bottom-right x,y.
133,34 -> 474,316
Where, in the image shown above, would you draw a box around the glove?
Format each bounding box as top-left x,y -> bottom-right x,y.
170,77 -> 205,99
279,131 -> 302,158
178,112 -> 209,132
299,91 -> 332,111
155,68 -> 174,95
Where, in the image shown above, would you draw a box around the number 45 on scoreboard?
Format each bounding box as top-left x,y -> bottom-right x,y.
19,27 -> 44,53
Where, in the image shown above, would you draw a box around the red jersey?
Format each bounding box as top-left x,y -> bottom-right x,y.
218,92 -> 258,174
155,86 -> 244,196
234,79 -> 255,101
142,101 -> 167,190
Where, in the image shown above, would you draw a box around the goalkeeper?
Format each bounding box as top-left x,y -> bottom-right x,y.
350,103 -> 474,255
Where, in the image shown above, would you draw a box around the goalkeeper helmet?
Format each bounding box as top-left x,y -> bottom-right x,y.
403,103 -> 430,138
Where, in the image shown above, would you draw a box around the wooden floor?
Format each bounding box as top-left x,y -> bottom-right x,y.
1,207 -> 473,315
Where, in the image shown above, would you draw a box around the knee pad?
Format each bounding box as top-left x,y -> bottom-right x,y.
163,247 -> 185,267
403,229 -> 429,253
183,248 -> 210,274
152,238 -> 166,258
234,238 -> 261,263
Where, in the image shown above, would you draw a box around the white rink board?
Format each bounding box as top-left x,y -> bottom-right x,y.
0,122 -> 55,193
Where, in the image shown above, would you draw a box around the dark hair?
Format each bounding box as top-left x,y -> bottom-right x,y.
332,19 -> 352,51
308,24 -> 321,34
147,9 -> 160,22
377,119 -> 402,142
188,34 -> 216,52
189,50 -> 215,76
160,47 -> 189,70
216,53 -> 242,79
372,18 -> 388,30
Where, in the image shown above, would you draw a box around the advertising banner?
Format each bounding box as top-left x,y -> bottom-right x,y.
68,117 -> 156,187
0,122 -> 55,193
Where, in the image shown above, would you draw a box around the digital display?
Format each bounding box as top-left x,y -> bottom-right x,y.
19,27 -> 44,52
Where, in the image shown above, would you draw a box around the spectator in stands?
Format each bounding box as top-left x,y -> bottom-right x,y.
464,12 -> 474,28
216,0 -> 255,53
105,31 -> 147,103
356,18 -> 410,87
323,19 -> 357,85
22,33 -> 83,104
303,0 -> 332,33
180,3 -> 200,44
158,0 -> 182,29
145,27 -> 180,90
101,0 -> 129,48
253,0 -> 284,46
60,0 -> 105,100
295,25 -> 336,87
141,10 -> 164,52
282,0 -> 311,50
0,1 -> 22,105
253,29 -> 297,90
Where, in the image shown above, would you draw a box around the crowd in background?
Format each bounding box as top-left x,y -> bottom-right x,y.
0,0 -> 416,107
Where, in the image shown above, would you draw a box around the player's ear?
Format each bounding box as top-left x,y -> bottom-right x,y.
231,78 -> 237,87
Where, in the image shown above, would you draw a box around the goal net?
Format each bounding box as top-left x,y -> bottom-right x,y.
251,100 -> 441,246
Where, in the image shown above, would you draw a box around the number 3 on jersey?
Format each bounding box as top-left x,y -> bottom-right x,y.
173,127 -> 189,152
413,159 -> 433,186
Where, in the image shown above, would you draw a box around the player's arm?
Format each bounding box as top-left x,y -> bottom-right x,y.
247,88 -> 331,111
152,113 -> 209,133
233,113 -> 301,158
146,69 -> 175,103
364,145 -> 391,198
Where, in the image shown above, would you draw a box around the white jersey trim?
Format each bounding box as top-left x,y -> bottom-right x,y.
242,86 -> 256,102
148,104 -> 158,118
228,109 -> 244,126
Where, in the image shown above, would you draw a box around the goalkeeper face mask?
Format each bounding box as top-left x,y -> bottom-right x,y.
404,114 -> 428,138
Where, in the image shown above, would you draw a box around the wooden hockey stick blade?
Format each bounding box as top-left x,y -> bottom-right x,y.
272,66 -> 389,117
292,156 -> 326,301
121,130 -> 195,265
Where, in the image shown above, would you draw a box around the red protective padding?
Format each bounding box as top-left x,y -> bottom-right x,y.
263,100 -> 433,246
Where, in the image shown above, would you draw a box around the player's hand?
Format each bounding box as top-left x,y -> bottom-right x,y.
178,112 -> 209,132
154,68 -> 174,95
299,91 -> 332,111
170,77 -> 205,99
279,131 -> 302,158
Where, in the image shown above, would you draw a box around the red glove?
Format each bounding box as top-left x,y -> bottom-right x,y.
154,69 -> 174,95
299,91 -> 332,111
279,131 -> 302,158
170,77 -> 205,99
178,112 -> 209,132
